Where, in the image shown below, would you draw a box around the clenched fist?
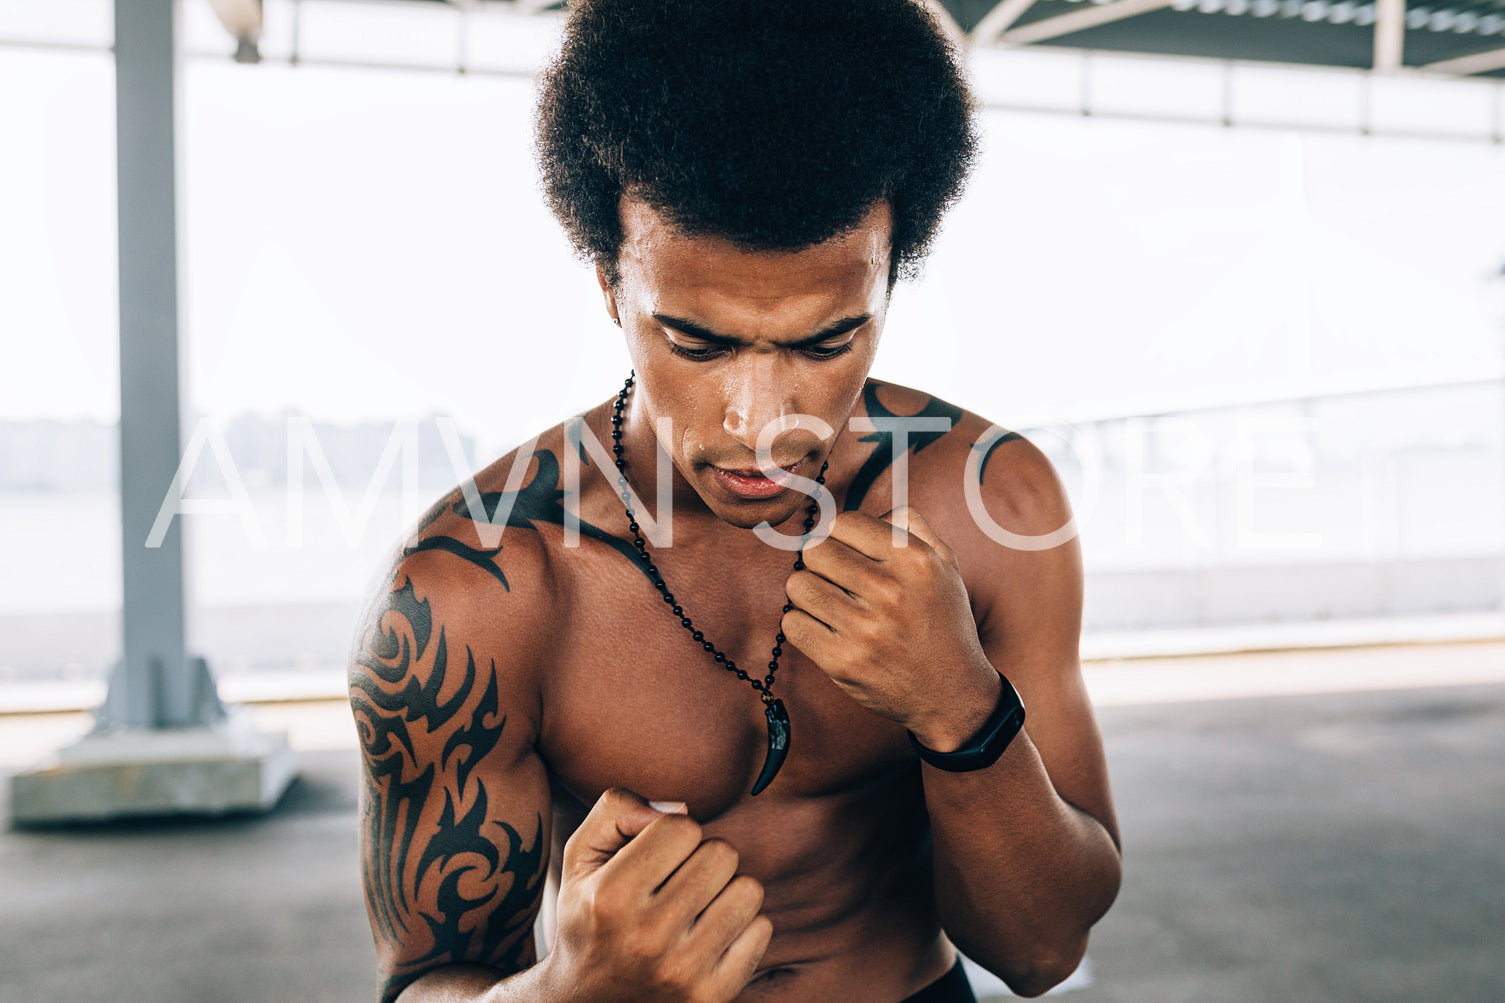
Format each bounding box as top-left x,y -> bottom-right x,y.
782,506 -> 1002,752
539,788 -> 773,1003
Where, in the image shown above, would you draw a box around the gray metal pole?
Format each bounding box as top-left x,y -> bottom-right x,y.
113,0 -> 194,728
11,2 -> 291,822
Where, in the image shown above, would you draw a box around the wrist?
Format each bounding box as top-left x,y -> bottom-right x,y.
523,947 -> 573,1003
908,669 -> 1026,773
910,666 -> 1004,753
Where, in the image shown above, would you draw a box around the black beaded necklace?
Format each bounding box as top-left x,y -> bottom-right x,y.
611,371 -> 828,796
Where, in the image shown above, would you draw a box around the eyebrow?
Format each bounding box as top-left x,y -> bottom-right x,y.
652,312 -> 871,349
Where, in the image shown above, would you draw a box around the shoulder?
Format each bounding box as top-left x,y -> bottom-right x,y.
848,378 -> 1075,542
350,421 -> 586,736
846,380 -> 1080,638
395,401 -> 616,600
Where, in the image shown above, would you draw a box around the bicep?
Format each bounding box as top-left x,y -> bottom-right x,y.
350,560 -> 552,1003
961,435 -> 1120,851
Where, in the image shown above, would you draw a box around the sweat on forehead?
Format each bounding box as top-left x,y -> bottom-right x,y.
608,198 -> 892,349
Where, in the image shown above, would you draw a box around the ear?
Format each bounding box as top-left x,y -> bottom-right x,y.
595,263 -> 621,326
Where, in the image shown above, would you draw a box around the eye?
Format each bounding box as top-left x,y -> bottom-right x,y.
803,342 -> 855,361
666,341 -> 726,361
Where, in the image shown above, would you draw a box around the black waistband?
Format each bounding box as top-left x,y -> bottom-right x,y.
900,958 -> 977,1003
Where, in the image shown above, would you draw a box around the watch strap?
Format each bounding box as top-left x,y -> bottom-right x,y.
908,673 -> 1026,772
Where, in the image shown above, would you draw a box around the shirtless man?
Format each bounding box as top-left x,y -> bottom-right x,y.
348,2 -> 1121,1000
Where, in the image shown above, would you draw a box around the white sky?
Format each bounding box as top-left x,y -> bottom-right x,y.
4,22 -> 1505,462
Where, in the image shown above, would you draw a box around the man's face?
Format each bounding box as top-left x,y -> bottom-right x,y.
602,196 -> 892,530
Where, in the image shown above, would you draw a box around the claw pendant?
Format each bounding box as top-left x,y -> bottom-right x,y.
750,698 -> 790,796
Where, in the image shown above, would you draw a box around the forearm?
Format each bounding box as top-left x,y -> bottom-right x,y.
920,724 -> 1121,996
392,960 -> 557,1003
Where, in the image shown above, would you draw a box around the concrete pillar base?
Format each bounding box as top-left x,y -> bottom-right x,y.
8,709 -> 297,827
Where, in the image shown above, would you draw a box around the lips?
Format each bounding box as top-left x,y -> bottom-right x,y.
722,461 -> 802,478
708,459 -> 805,500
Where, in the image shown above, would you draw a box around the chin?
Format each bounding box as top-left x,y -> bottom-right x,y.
717,512 -> 771,532
704,493 -> 810,533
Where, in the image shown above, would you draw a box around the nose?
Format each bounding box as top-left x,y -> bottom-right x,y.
722,354 -> 791,452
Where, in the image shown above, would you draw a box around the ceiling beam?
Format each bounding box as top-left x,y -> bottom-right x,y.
970,0 -> 1040,46
1424,45 -> 1505,77
1373,0 -> 1405,73
1000,0 -> 1175,47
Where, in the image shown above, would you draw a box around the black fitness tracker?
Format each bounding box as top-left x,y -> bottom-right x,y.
909,673 -> 1026,772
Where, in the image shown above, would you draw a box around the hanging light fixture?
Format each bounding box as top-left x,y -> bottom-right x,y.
206,0 -> 263,64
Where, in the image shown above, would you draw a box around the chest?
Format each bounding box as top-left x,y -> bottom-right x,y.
534,533 -> 917,822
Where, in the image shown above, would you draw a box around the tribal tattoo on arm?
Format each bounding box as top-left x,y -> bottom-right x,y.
845,385 -> 964,512
844,385 -> 1029,510
351,570 -> 549,1003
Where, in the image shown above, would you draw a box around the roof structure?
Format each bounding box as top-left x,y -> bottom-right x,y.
397,0 -> 1505,78
935,0 -> 1505,76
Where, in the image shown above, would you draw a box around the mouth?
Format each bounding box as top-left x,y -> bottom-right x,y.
707,458 -> 807,500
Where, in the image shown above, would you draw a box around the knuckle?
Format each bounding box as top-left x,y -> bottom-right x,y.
654,812 -> 704,844
842,608 -> 870,638
828,641 -> 860,673
621,927 -> 659,963
921,547 -> 947,575
586,878 -> 624,922
736,915 -> 775,976
655,952 -> 697,991
597,786 -> 636,817
561,829 -> 585,863
642,913 -> 680,954
699,837 -> 740,873
729,874 -> 765,911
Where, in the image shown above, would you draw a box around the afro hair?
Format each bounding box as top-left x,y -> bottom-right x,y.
534,0 -> 978,287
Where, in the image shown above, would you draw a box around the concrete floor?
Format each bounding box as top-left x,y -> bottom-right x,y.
2,645 -> 1503,1002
